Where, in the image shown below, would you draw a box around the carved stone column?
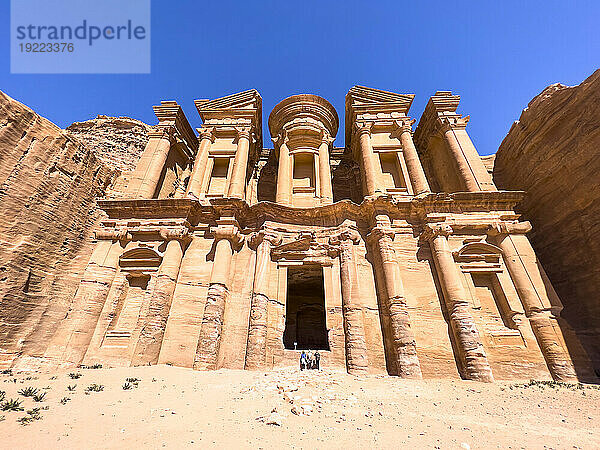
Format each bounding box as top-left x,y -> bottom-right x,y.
227,127 -> 252,199
367,215 -> 422,378
194,218 -> 241,370
438,118 -> 480,192
318,133 -> 334,204
355,123 -> 379,196
424,224 -> 494,382
45,234 -> 124,365
395,120 -> 430,194
275,135 -> 292,205
330,227 -> 369,374
132,229 -> 187,366
491,223 -> 577,381
244,230 -> 281,370
130,126 -> 174,198
186,127 -> 215,198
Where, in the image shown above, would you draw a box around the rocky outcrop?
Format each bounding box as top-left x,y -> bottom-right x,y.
66,115 -> 150,173
0,91 -> 148,368
493,69 -> 600,373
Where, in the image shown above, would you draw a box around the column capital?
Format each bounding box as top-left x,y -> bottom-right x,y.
159,227 -> 191,243
95,228 -> 132,242
148,124 -> 177,142
210,217 -> 243,248
329,224 -> 361,246
436,115 -> 470,134
421,223 -> 453,241
487,221 -> 532,236
353,122 -> 373,139
197,126 -> 216,143
271,130 -> 289,147
233,126 -> 252,143
320,130 -> 336,146
249,229 -> 282,249
391,118 -> 417,137
366,214 -> 395,243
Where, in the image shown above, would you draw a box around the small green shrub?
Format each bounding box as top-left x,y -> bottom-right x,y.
18,387 -> 39,397
1,398 -> 24,411
69,372 -> 82,379
85,384 -> 104,393
67,385 -> 76,392
59,397 -> 70,405
0,391 -> 5,402
17,408 -> 42,425
32,392 -> 46,402
122,382 -> 133,390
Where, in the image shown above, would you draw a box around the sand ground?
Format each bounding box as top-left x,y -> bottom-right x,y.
1,365 -> 599,449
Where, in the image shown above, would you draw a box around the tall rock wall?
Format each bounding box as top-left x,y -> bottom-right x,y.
0,91 -> 148,368
494,69 -> 600,373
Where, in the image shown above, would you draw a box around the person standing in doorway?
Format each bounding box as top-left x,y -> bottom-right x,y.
315,350 -> 321,370
300,350 -> 306,371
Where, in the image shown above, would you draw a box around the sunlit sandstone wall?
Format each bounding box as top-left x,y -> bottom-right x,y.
0,91 -> 152,368
494,69 -> 600,374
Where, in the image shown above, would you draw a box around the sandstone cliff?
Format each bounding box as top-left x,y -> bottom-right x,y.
494,69 -> 600,372
66,115 -> 151,173
0,91 -> 149,368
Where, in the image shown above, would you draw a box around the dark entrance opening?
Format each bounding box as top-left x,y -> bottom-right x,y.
283,265 -> 329,350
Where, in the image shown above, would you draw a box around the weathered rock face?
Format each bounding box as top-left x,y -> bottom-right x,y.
0,91 -> 148,368
494,69 -> 600,373
66,115 -> 151,173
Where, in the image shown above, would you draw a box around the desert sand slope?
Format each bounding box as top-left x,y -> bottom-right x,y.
1,366 -> 599,449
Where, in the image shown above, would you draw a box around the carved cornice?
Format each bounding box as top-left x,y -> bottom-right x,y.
345,85 -> 414,147
97,192 -> 527,239
152,100 -> 199,158
413,91 -> 465,151
195,89 -> 262,151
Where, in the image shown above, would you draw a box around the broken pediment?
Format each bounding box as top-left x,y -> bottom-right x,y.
345,85 -> 415,143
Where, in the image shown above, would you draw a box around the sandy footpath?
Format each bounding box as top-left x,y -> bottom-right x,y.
1,365 -> 599,449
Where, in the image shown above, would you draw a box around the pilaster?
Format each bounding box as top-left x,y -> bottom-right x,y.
194,217 -> 243,370
488,222 -> 577,381
330,225 -> 370,374
367,214 -> 422,378
422,223 -> 494,382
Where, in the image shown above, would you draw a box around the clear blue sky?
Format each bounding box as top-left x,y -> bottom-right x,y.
1,1 -> 598,155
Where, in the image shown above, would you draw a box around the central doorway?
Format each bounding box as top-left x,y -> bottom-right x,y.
283,265 -> 329,350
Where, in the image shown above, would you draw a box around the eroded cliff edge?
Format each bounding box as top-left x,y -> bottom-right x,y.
0,91 -> 149,367
494,69 -> 600,372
